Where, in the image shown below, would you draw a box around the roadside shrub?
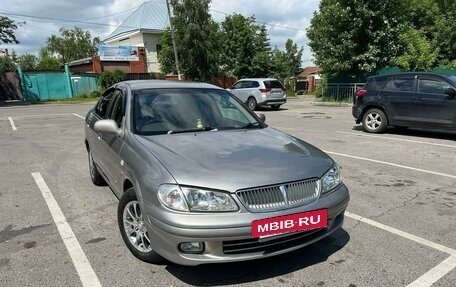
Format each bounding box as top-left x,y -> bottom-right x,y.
98,70 -> 127,89
284,79 -> 295,97
77,90 -> 102,99
314,84 -> 323,98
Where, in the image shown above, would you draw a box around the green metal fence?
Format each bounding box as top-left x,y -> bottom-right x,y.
71,74 -> 99,97
322,83 -> 364,101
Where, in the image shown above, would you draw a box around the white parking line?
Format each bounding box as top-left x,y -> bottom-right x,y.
31,172 -> 102,287
325,151 -> 456,179
8,117 -> 17,131
336,131 -> 456,149
406,255 -> 456,287
345,212 -> 456,256
73,113 -> 85,119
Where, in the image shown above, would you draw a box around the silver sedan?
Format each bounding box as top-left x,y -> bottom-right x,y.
84,80 -> 349,266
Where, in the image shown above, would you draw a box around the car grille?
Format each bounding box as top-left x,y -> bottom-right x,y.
222,213 -> 343,255
236,178 -> 321,212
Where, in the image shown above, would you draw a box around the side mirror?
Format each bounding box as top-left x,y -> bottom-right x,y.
94,119 -> 121,135
444,87 -> 456,97
256,113 -> 266,123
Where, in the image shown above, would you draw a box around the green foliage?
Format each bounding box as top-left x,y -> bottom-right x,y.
284,78 -> 295,98
0,16 -> 22,44
393,28 -> 437,71
308,0 -> 406,77
98,70 -> 127,89
44,27 -> 100,63
0,55 -> 16,72
270,39 -> 304,80
158,0 -> 220,82
17,54 -> 38,71
37,48 -> 61,70
77,90 -> 101,99
219,14 -> 272,78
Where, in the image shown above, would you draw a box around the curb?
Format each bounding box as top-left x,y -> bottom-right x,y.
310,102 -> 352,107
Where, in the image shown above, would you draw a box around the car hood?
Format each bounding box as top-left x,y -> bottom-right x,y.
135,128 -> 333,192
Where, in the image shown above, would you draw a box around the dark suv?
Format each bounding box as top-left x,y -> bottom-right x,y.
352,72 -> 456,133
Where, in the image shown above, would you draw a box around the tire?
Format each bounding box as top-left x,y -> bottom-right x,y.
247,97 -> 257,111
88,149 -> 107,186
362,108 -> 388,133
271,104 -> 281,110
118,188 -> 163,264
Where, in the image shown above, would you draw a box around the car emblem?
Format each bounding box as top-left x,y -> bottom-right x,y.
279,185 -> 288,205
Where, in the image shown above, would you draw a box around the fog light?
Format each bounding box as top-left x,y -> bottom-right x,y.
178,242 -> 204,254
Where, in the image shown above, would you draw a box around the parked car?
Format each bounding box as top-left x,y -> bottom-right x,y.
84,80 -> 349,266
227,78 -> 287,110
352,72 -> 456,133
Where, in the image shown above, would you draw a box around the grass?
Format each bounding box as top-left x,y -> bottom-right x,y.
30,91 -> 101,104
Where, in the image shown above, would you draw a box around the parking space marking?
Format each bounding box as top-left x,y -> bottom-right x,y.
325,151 -> 456,179
31,172 -> 102,287
345,212 -> 456,256
406,255 -> 456,287
8,117 -> 17,131
73,113 -> 85,120
336,131 -> 456,149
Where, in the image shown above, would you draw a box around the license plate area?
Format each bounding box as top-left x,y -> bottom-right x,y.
252,209 -> 328,238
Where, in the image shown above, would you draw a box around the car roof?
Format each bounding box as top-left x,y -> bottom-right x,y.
119,80 -> 222,90
368,72 -> 450,80
237,78 -> 280,81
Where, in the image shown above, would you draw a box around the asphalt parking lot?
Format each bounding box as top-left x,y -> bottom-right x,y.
0,99 -> 455,287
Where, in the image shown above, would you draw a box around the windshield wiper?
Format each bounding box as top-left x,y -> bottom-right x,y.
241,122 -> 261,129
167,126 -> 217,134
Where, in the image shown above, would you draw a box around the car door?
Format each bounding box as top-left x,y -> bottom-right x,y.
230,81 -> 251,103
415,75 -> 456,127
228,81 -> 244,100
87,88 -> 115,178
97,87 -> 127,192
381,75 -> 416,124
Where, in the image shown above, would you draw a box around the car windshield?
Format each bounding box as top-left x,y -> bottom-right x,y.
133,88 -> 262,135
446,75 -> 456,85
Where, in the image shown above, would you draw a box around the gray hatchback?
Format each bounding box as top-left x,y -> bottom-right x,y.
84,80 -> 349,266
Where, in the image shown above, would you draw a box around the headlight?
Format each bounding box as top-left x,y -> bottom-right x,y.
157,184 -> 238,212
321,164 -> 342,195
181,187 -> 238,212
157,184 -> 189,211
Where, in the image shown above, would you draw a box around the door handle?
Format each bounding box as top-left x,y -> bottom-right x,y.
97,134 -> 102,140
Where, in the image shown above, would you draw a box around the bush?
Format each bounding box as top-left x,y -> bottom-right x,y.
314,84 -> 323,98
284,78 -> 296,97
77,90 -> 102,99
98,70 -> 127,89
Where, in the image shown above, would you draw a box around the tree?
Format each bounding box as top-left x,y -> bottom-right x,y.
307,0 -> 407,76
44,27 -> 100,63
158,0 -> 220,82
219,14 -> 272,78
393,28 -> 437,71
37,48 -> 61,70
0,16 -> 22,44
0,55 -> 16,73
17,54 -> 38,71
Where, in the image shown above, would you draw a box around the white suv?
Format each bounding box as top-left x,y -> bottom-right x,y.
228,78 -> 287,110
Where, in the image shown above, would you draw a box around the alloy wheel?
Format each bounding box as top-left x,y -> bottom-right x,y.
123,201 -> 152,253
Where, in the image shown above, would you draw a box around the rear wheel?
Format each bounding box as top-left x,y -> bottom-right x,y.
88,149 -> 107,186
362,108 -> 387,133
271,104 -> 281,110
247,97 -> 257,111
118,188 -> 163,264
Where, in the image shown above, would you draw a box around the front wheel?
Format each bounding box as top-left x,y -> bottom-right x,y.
118,188 -> 163,264
247,97 -> 257,111
362,108 -> 388,133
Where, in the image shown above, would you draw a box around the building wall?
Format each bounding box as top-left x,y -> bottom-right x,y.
107,32 -> 144,46
143,33 -> 162,73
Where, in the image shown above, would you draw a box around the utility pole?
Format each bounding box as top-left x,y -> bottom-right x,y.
166,0 -> 182,80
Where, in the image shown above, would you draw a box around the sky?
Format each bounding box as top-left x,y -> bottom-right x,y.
0,0 -> 320,67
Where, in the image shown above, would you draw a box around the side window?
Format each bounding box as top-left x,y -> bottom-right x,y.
252,81 -> 260,88
232,81 -> 244,89
243,81 -> 254,88
367,76 -> 388,91
106,90 -> 125,127
95,91 -> 114,118
418,78 -> 449,94
384,76 -> 415,92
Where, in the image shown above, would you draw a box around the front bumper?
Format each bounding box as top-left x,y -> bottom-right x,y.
142,184 -> 349,266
